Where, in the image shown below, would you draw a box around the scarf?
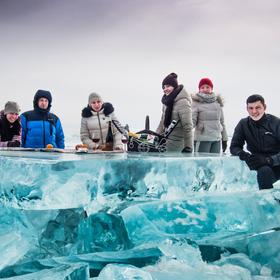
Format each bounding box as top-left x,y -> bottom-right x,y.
196,92 -> 217,103
161,85 -> 183,128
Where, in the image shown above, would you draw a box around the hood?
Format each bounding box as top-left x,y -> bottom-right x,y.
33,89 -> 52,112
174,87 -> 192,104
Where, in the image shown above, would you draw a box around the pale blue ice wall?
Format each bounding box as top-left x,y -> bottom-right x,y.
0,152 -> 257,209
0,151 -> 279,279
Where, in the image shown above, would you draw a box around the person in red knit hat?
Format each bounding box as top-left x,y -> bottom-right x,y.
191,77 -> 228,153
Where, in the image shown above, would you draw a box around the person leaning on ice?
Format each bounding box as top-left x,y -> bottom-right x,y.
80,92 -> 123,151
21,90 -> 65,149
0,101 -> 21,147
192,78 -> 228,154
230,94 -> 280,190
156,73 -> 193,153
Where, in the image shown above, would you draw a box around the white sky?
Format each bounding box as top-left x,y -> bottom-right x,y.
1,0 -> 280,142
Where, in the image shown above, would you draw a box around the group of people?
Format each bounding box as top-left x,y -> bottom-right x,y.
0,73 -> 279,190
0,90 -> 65,150
156,73 -> 228,154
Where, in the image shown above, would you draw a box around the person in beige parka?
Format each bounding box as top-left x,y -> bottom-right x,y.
156,73 -> 193,152
192,78 -> 228,153
80,93 -> 123,151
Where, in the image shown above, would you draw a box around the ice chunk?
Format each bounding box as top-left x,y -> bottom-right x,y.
96,259 -> 252,280
77,212 -> 131,253
0,206 -> 35,270
215,253 -> 262,275
39,208 -> 87,258
0,206 -> 87,269
146,259 -> 252,280
0,263 -> 89,280
121,191 -> 280,246
0,153 -> 257,210
0,247 -> 162,278
97,264 -> 153,280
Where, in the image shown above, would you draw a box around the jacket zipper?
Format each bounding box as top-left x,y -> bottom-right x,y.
43,120 -> 46,147
97,112 -> 104,145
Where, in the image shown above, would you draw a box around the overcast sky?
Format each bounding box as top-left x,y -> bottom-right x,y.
1,0 -> 279,142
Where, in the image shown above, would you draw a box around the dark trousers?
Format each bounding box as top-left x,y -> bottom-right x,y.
257,165 -> 280,190
194,141 -> 221,153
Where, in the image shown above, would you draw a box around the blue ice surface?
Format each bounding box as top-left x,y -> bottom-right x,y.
0,150 -> 280,279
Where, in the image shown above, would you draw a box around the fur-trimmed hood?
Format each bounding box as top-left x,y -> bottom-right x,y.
174,86 -> 192,104
191,93 -> 224,107
81,102 -> 114,118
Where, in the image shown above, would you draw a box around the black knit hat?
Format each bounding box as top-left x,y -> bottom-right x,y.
162,73 -> 178,89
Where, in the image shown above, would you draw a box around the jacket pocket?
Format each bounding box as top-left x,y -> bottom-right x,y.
263,132 -> 278,152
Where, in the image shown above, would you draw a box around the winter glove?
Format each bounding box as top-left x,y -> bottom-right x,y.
181,146 -> 192,153
7,140 -> 20,147
222,141 -> 227,153
247,154 -> 273,170
238,151 -> 251,161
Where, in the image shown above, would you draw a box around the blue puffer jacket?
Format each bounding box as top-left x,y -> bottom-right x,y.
21,90 -> 65,149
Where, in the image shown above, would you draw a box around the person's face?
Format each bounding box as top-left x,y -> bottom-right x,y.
38,98 -> 49,110
247,101 -> 266,121
163,85 -> 175,95
199,84 -> 213,94
90,100 -> 103,112
6,113 -> 19,123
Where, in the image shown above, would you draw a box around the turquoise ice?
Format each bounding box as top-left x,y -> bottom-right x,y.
0,151 -> 279,279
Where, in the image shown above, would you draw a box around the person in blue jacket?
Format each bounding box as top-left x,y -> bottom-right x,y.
21,90 -> 65,149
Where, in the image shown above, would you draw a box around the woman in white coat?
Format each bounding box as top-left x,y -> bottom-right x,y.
80,93 -> 123,150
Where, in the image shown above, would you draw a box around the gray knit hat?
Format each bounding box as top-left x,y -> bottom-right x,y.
4,101 -> 20,115
88,92 -> 103,105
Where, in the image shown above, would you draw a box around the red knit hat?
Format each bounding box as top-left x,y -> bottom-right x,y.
198,78 -> 213,89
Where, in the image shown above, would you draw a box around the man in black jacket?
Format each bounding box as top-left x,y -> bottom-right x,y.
230,94 -> 280,190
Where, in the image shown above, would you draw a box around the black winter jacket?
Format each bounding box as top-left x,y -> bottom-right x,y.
230,114 -> 280,166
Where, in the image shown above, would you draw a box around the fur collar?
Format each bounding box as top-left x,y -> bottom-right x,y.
81,102 -> 114,118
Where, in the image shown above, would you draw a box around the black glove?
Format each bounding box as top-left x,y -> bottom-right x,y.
182,146 -> 192,153
222,141 -> 227,153
238,151 -> 251,161
7,140 -> 20,147
247,154 -> 273,170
